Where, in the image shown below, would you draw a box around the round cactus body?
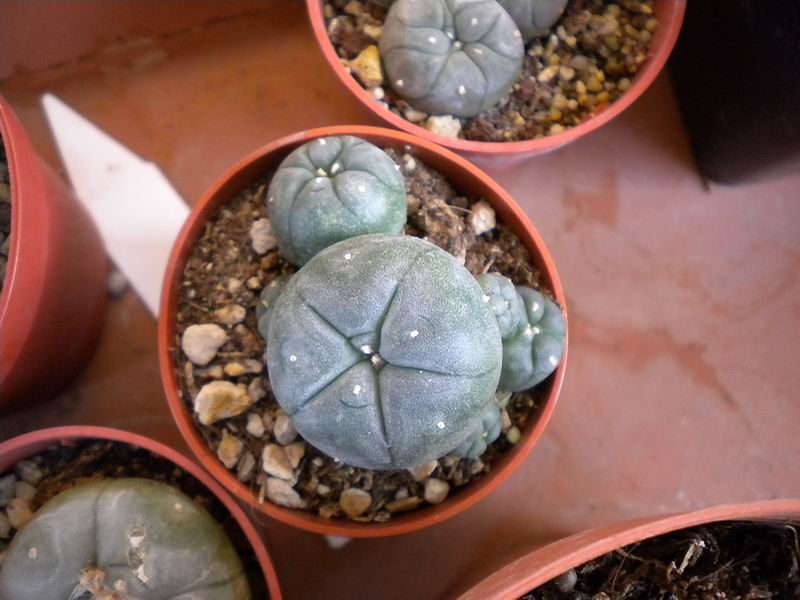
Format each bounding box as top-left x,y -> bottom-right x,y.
497,0 -> 567,40
450,401 -> 502,459
476,273 -> 527,340
264,234 -> 503,470
0,478 -> 250,600
267,136 -> 407,266
379,0 -> 525,118
499,286 -> 565,392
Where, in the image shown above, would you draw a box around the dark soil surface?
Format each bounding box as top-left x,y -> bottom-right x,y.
524,521 -> 800,600
172,147 -> 554,523
0,440 -> 269,599
325,0 -> 657,142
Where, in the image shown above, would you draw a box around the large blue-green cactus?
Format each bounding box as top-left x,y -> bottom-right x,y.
0,478 -> 250,600
379,0 -> 525,117
497,0 -> 567,40
267,136 -> 407,266
263,234 -> 503,470
499,286 -> 565,392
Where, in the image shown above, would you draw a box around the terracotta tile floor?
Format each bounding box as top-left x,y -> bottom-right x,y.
1,3 -> 799,599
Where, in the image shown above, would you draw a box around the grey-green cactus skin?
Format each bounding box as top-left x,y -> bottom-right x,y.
498,286 -> 565,392
267,136 -> 407,266
497,0 -> 567,40
264,234 -> 503,470
476,273 -> 527,340
450,401 -> 501,459
0,478 -> 250,600
379,0 -> 525,118
257,274 -> 292,340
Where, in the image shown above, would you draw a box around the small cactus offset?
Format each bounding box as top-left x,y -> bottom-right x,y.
379,0 -> 525,118
263,234 -> 503,470
497,0 -> 568,41
450,401 -> 502,459
476,273 -> 527,340
0,478 -> 250,600
267,136 -> 407,266
499,286 -> 566,392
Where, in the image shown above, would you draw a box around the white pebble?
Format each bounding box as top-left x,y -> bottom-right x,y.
181,324 -> 228,366
274,415 -> 298,445
246,412 -> 266,438
407,460 -> 437,482
340,488 -> 372,518
6,498 -> 33,529
250,218 -> 277,255
426,115 -> 462,139
216,431 -> 244,469
424,479 -> 450,504
266,478 -> 305,509
468,200 -> 496,235
194,381 -> 253,425
214,304 -> 246,326
261,444 -> 294,480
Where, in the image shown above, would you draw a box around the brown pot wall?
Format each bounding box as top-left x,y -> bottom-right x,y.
159,125 -> 568,537
0,95 -> 107,410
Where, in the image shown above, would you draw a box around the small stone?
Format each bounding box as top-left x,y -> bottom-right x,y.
274,415 -> 298,445
0,475 -> 16,507
349,45 -> 383,88
6,498 -> 33,529
266,478 -> 306,509
363,24 -> 383,40
506,426 -> 522,444
246,276 -> 261,290
559,66 -> 575,81
285,443 -> 306,469
262,444 -> 294,480
426,115 -> 461,139
223,362 -> 246,377
501,409 -> 512,432
386,496 -> 423,513
339,488 -> 372,518
343,0 -> 363,16
215,304 -> 246,326
424,479 -> 450,504
554,568 -> 578,593
468,200 -> 496,235
402,154 -> 417,171
197,364 -> 224,379
182,324 -> 227,365
14,481 -> 35,502
403,108 -> 428,123
537,66 -> 558,83
237,451 -> 257,482
227,278 -> 243,294
216,431 -> 244,469
194,381 -> 253,425
250,218 -> 277,255
395,487 -> 409,501
0,511 -> 10,538
370,86 -> 385,100
246,412 -> 266,437
407,460 -> 437,482
316,484 -> 331,497
14,461 -> 42,486
323,3 -> 335,19
248,378 -> 267,402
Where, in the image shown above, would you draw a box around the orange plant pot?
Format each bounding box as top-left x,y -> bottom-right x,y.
0,95 -> 107,410
306,0 -> 686,167
457,499 -> 800,600
159,125 -> 567,537
0,426 -> 283,599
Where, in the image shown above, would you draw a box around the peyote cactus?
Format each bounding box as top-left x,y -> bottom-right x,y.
379,0 -> 525,118
497,0 -> 568,41
499,286 -> 565,392
256,274 -> 292,340
0,478 -> 250,600
450,401 -> 502,459
267,136 -> 407,266
476,273 -> 527,340
262,234 -> 503,470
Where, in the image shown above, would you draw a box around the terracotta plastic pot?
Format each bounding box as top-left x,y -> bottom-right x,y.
307,0 -> 686,167
0,96 -> 107,409
457,499 -> 800,600
159,125 -> 567,537
0,425 -> 283,599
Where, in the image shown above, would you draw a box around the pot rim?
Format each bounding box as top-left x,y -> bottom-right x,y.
305,0 -> 687,157
457,499 -> 800,600
158,124 -> 567,537
0,425 -> 283,600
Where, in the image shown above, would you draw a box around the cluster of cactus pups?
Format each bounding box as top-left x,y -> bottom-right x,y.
374,0 -> 568,117
0,478 -> 250,600
259,135 -> 565,471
